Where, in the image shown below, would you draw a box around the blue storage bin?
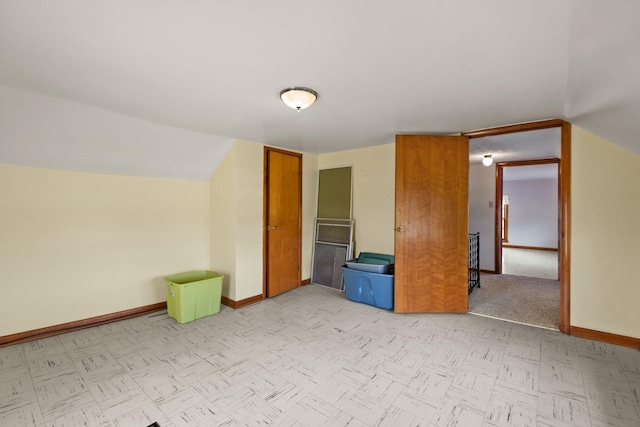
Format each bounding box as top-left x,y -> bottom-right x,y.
342,266 -> 394,310
345,252 -> 394,274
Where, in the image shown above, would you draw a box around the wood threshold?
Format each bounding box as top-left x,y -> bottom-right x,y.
503,244 -> 558,252
0,302 -> 167,348
221,294 -> 264,309
571,326 -> 640,349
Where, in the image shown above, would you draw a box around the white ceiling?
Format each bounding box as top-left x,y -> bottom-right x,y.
1,0 -> 639,179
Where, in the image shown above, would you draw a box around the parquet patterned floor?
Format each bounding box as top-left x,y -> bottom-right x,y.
1,285 -> 639,426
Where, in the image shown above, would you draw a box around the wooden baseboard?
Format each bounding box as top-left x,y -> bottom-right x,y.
301,278 -> 311,286
0,302 -> 167,348
571,326 -> 640,349
221,294 -> 264,309
480,269 -> 496,274
502,244 -> 558,252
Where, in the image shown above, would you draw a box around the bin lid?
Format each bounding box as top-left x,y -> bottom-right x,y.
356,252 -> 394,265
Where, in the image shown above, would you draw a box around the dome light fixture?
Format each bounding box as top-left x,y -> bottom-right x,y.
280,87 -> 318,111
482,154 -> 494,166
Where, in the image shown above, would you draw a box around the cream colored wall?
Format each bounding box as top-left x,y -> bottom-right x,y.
234,141 -> 264,301
209,140 -> 318,301
302,153 -> 319,280
209,143 -> 238,300
318,143 -> 395,255
209,140 -> 263,301
0,164 -> 210,336
6,124 -> 639,342
571,125 -> 640,339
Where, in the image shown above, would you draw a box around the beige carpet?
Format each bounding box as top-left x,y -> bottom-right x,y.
468,274 -> 560,329
502,247 -> 559,280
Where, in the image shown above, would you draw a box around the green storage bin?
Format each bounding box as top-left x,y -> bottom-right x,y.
165,270 -> 223,323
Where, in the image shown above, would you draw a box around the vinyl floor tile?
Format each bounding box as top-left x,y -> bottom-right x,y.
393,387 -> 439,421
429,399 -> 485,427
44,403 -> 111,427
285,394 -> 337,427
2,285 -> 639,427
0,402 -> 44,427
537,391 -> 592,426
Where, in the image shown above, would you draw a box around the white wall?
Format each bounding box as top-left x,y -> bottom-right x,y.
571,126 -> 640,339
319,144 -> 395,256
468,164 -> 496,271
0,85 -> 233,181
0,165 -> 210,336
503,178 -> 558,248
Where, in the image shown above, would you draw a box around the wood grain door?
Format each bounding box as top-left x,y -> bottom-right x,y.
394,135 -> 469,312
264,147 -> 302,298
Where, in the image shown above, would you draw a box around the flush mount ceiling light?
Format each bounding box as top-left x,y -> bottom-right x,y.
280,87 -> 318,111
482,154 -> 494,166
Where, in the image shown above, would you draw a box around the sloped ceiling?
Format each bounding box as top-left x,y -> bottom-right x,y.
1,0 -> 639,180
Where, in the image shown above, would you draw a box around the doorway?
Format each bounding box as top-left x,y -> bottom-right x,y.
464,120 -> 570,332
498,160 -> 560,280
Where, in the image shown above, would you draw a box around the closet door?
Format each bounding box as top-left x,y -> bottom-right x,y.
394,135 -> 469,312
264,147 -> 302,297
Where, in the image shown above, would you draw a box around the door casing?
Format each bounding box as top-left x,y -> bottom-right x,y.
463,119 -> 571,333
495,158 -> 561,275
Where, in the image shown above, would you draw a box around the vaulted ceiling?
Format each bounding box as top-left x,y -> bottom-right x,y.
1,1 -> 639,179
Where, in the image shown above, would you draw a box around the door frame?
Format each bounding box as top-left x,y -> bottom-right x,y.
262,146 -> 302,298
463,119 -> 571,334
495,158 -> 560,275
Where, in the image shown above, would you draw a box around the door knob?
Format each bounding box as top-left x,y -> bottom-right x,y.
395,226 -> 406,232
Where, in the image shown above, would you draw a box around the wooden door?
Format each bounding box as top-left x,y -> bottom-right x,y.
394,135 -> 469,312
264,147 -> 302,297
